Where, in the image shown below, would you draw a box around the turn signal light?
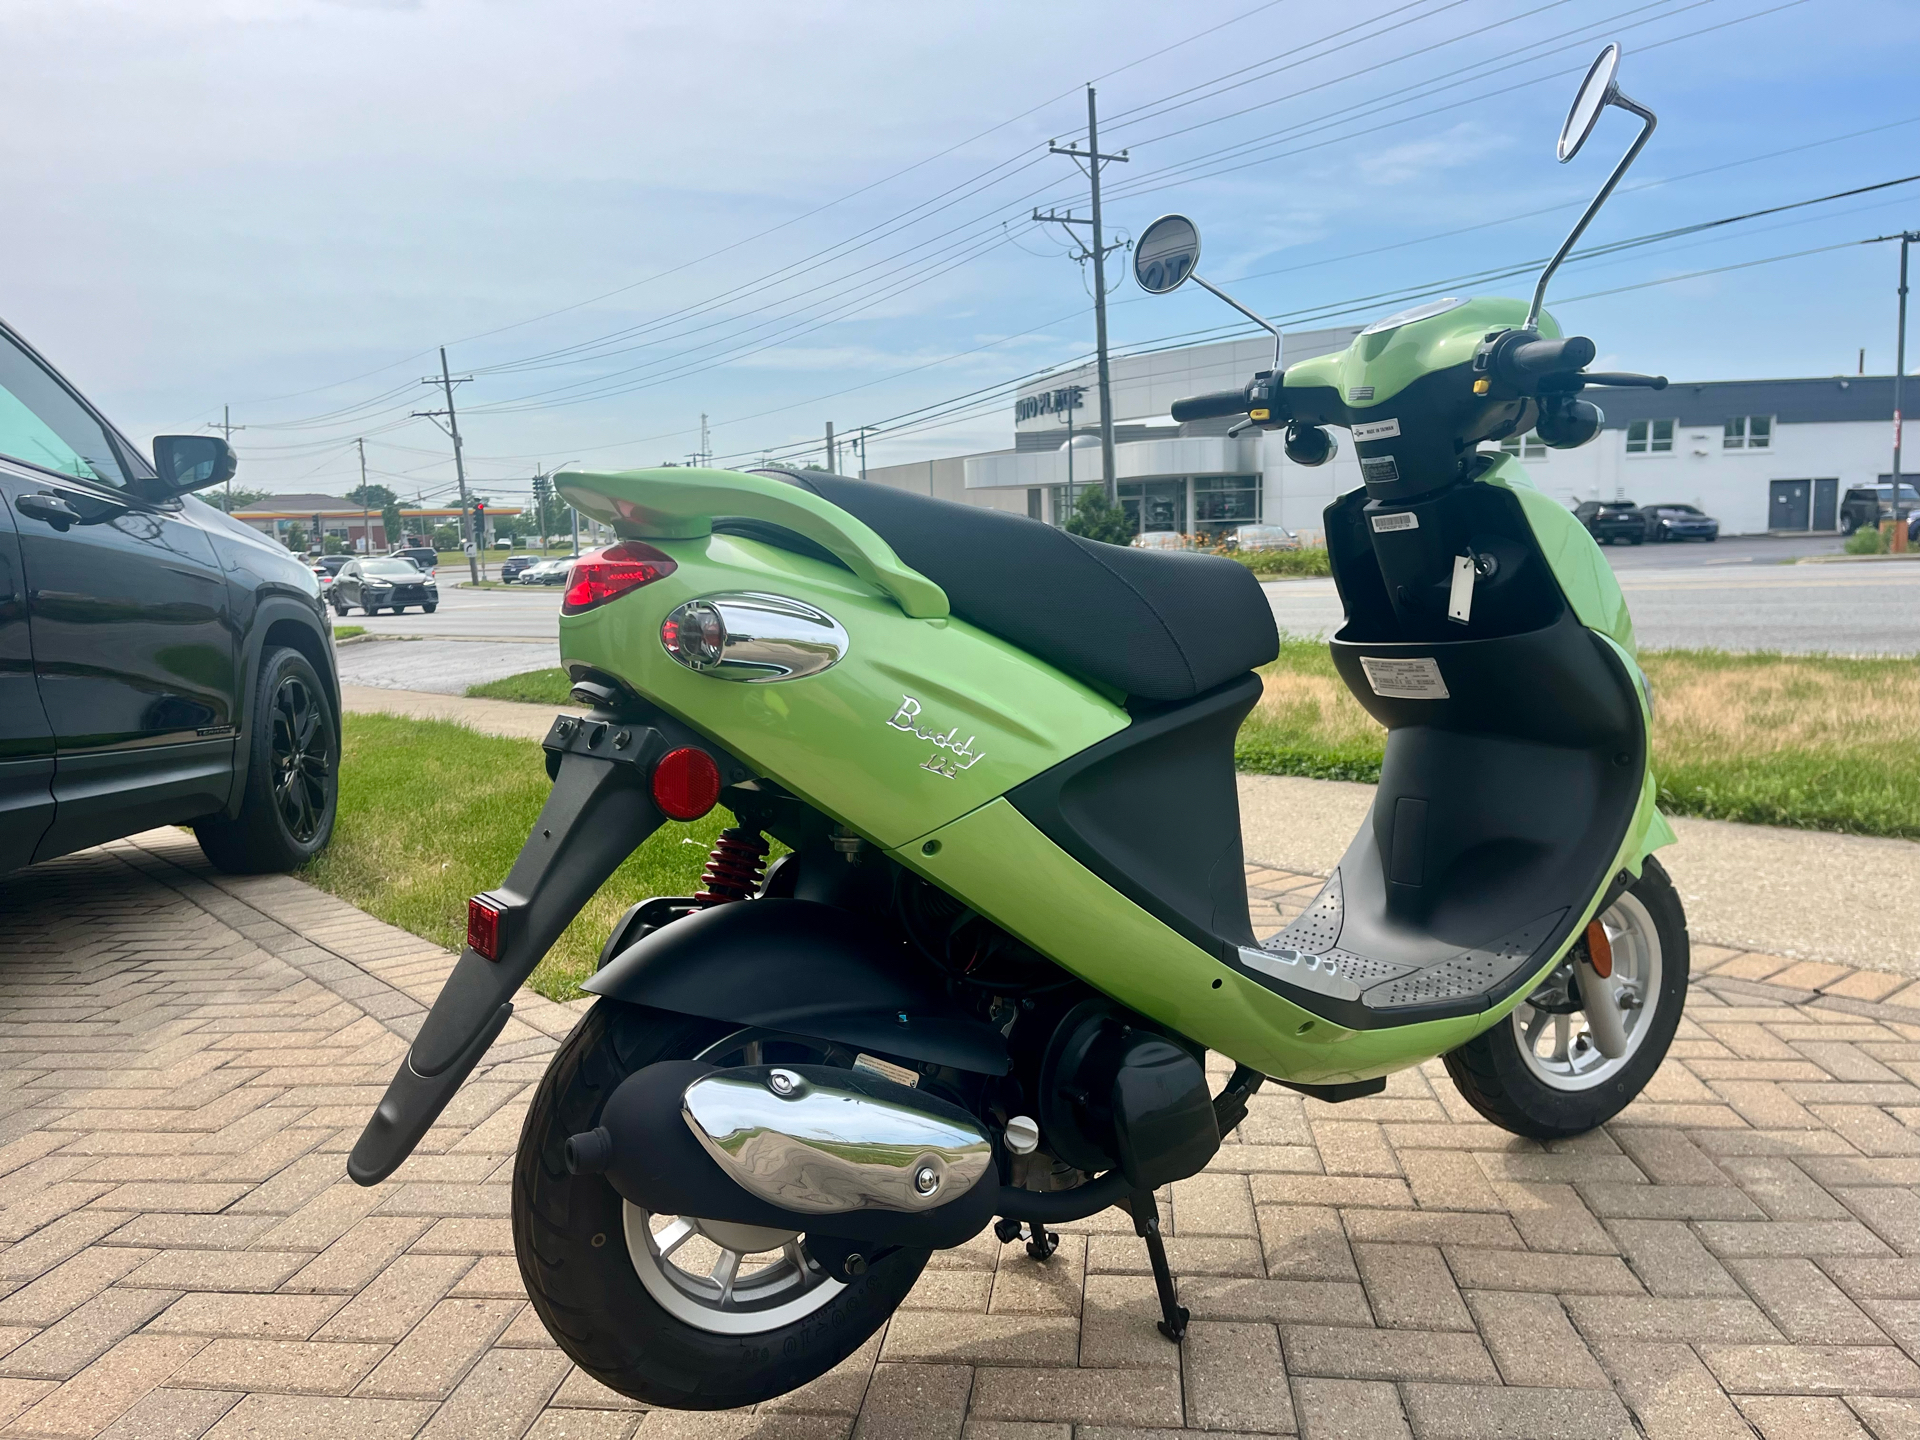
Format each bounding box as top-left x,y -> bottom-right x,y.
562,542 -> 677,615
468,894 -> 506,961
652,746 -> 722,821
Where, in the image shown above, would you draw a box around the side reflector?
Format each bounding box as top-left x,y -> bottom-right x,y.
468,894 -> 506,961
1584,919 -> 1613,979
652,747 -> 722,821
562,542 -> 677,615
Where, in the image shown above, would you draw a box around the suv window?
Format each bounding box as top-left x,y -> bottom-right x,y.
0,330 -> 131,488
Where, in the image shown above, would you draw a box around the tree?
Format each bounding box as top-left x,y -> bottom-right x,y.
346,482 -> 402,555
1063,487 -> 1134,546
284,521 -> 308,552
202,486 -> 271,515
431,523 -> 459,551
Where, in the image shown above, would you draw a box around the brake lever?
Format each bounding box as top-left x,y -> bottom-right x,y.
1578,371 -> 1668,389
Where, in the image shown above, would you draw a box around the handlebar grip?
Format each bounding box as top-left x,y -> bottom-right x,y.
1503,335 -> 1597,378
1171,388 -> 1251,422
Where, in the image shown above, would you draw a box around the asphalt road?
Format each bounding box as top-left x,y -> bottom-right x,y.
334,540 -> 1920,666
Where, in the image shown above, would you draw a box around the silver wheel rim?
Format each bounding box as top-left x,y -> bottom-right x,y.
1511,892 -> 1663,1092
620,1031 -> 845,1335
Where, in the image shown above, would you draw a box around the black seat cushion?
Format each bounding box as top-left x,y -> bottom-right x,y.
750,469 -> 1279,702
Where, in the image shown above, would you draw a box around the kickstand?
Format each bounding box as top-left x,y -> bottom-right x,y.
1128,1190 -> 1188,1343
991,1217 -> 1059,1262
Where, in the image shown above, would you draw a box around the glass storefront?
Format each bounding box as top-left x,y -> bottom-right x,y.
1193,474 -> 1261,538
1119,479 -> 1187,534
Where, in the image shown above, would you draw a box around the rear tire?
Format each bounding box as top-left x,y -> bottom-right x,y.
194,645 -> 338,874
1443,857 -> 1688,1139
513,1001 -> 929,1409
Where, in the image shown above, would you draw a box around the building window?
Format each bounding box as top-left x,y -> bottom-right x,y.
1626,419 -> 1674,455
1499,431 -> 1547,460
1192,474 -> 1262,533
1027,488 -> 1042,521
1724,415 -> 1772,450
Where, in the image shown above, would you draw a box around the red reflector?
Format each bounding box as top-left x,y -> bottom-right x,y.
652,747 -> 721,821
467,895 -> 505,961
561,542 -> 677,615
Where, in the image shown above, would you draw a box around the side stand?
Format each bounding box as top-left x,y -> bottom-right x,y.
1129,1190 -> 1188,1342
992,1216 -> 1060,1262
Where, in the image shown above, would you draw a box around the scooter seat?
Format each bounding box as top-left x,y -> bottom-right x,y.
751,469 -> 1280,702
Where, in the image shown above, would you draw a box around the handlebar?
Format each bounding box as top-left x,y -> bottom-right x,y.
1498,335 -> 1597,381
1578,371 -> 1668,389
1171,388 -> 1251,423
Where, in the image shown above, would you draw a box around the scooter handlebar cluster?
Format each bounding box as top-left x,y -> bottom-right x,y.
1170,387 -> 1255,422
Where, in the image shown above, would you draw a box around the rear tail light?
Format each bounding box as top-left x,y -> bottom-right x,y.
562,542 -> 677,615
468,893 -> 506,960
652,747 -> 721,821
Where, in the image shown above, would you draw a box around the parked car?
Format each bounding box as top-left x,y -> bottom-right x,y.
333,557 -> 438,615
1839,483 -> 1920,536
1573,498 -> 1646,544
519,557 -> 572,585
1641,503 -> 1719,542
499,553 -> 541,582
0,317 -> 340,876
388,545 -> 439,573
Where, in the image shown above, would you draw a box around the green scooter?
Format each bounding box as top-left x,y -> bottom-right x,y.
351,43 -> 1685,1409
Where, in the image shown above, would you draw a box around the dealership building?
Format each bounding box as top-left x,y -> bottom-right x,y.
866,328 -> 1906,538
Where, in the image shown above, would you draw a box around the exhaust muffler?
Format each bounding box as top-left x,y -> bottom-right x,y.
566,1060 -> 999,1250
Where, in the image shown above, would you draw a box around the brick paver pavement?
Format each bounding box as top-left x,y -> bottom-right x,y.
0,833 -> 1915,1439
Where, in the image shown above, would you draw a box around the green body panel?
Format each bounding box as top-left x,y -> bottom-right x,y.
1479,453 -> 1635,650
557,465 -> 950,619
1284,298 -> 1562,408
558,529 -> 1128,851
901,800 -> 1491,1084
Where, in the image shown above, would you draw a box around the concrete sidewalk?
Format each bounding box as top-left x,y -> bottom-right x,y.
333,686 -> 1920,979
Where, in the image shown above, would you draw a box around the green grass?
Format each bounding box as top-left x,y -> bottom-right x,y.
1239,641 -> 1920,839
332,625 -> 366,641
303,713 -> 728,999
467,668 -> 576,704
1232,547 -> 1333,579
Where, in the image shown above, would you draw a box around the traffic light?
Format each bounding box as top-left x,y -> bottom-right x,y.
532,474 -> 551,504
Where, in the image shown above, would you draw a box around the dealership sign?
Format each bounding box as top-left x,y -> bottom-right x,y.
1015,385 -> 1085,424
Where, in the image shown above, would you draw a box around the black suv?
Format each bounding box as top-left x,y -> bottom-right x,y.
0,319 -> 339,875
1573,498 -> 1646,545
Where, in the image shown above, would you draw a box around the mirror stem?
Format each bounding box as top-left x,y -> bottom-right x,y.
1191,274 -> 1283,372
1525,92 -> 1657,331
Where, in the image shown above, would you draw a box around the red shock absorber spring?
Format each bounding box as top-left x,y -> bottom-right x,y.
695,827 -> 769,905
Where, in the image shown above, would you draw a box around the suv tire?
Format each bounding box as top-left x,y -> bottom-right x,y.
195,646 -> 339,874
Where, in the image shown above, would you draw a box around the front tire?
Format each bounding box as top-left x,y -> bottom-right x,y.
513,1001 -> 929,1409
1443,857 -> 1688,1139
194,645 -> 338,874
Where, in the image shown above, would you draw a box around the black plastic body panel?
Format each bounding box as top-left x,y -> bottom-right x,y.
584,898 -> 1011,1076
1008,672 -> 1262,959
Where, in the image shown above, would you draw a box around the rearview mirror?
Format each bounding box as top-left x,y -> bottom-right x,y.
1558,43 -> 1620,162
1134,214 -> 1201,294
151,435 -> 236,497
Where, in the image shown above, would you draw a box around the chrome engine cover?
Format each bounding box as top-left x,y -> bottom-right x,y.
681,1064 -> 993,1215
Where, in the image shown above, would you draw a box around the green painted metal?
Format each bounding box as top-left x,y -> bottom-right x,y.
1284,297 -> 1563,408
1479,452 -> 1636,651
897,800 -> 1492,1084
558,528 -> 1127,851
557,466 -> 950,619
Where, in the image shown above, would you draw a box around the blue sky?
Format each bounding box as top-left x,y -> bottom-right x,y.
2,0 -> 1913,505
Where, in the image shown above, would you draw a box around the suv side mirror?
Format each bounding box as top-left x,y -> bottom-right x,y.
151,435 -> 237,497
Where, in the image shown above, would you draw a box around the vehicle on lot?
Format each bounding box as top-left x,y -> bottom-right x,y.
1573,497 -> 1646,543
389,545 -> 439,573
500,553 -> 541,582
1641,502 -> 1718,542
354,44 -> 1691,1413
1840,483 -> 1920,536
0,318 -> 340,877
332,557 -> 439,615
311,554 -> 351,593
519,557 -> 571,585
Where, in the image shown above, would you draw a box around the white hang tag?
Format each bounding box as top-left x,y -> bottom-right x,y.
1448,554 -> 1475,626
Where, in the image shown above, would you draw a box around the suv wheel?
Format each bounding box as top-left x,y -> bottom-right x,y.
194,646 -> 339,874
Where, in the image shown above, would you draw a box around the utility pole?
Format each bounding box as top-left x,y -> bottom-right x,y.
825,420 -> 837,473
700,413 -> 711,469
356,438 -> 370,554
206,404 -> 245,510
1894,232 -> 1916,538
1035,86 -> 1129,502
413,347 -> 479,585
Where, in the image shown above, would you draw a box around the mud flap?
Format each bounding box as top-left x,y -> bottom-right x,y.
348,711 -> 748,1185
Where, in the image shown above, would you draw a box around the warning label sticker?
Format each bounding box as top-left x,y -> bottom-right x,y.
1352,417 -> 1401,442
1370,511 -> 1418,533
1360,656 -> 1450,700
1359,455 -> 1400,484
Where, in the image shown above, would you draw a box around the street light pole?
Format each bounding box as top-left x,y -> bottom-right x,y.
1893,232 -> 1915,537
